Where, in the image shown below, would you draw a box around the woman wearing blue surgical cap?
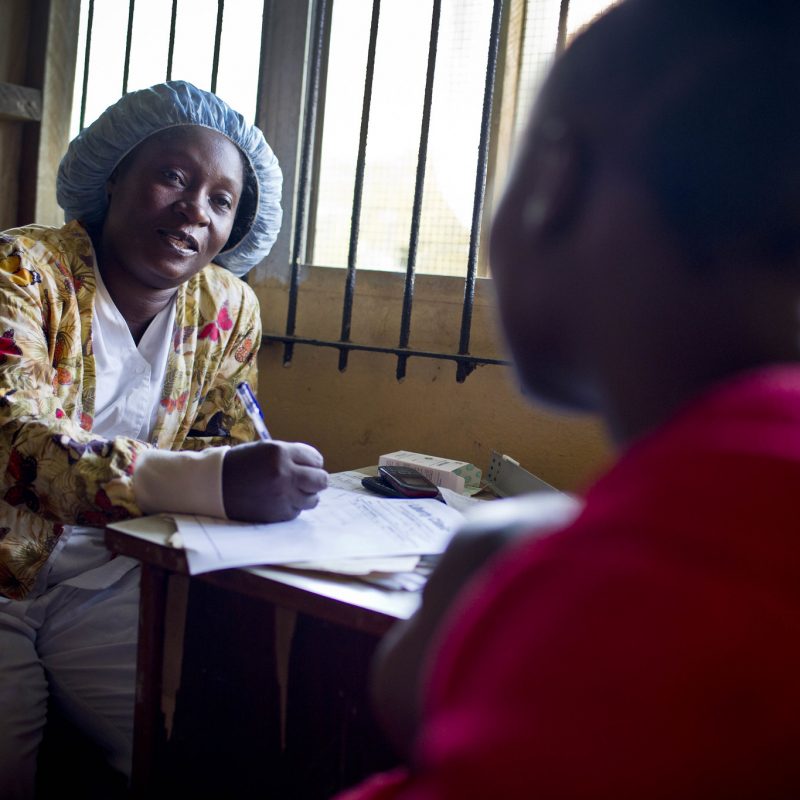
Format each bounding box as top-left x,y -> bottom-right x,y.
0,81 -> 327,796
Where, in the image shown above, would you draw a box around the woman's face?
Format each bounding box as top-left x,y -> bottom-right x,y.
101,125 -> 245,291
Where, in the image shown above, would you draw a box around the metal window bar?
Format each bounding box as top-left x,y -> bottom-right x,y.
284,0 -> 329,367
456,0 -> 504,383
78,0 -> 95,131
396,0 -> 441,382
166,0 -> 178,82
210,0 -> 225,93
557,0 -> 571,53
122,0 -> 136,95
337,0 -> 382,373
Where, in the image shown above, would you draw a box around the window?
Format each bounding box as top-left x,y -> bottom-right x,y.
71,0 -> 617,380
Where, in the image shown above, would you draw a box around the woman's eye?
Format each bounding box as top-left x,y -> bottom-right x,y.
214,196 -> 233,211
163,170 -> 183,184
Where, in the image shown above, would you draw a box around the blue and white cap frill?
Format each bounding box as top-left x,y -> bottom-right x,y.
56,80 -> 282,276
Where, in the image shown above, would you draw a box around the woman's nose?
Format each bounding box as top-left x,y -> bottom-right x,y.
173,196 -> 210,225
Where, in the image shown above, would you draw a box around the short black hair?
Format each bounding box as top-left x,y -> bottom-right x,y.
544,0 -> 800,267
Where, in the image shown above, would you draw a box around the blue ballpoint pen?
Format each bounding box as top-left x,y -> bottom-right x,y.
236,381 -> 271,441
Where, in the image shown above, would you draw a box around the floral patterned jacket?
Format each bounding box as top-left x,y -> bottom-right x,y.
0,221 -> 262,599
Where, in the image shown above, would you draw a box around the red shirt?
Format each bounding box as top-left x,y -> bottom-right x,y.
339,367 -> 800,799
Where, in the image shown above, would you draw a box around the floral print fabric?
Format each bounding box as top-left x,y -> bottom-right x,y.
0,221 -> 262,599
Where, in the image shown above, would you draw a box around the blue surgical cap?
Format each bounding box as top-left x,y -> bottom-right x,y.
56,80 -> 282,276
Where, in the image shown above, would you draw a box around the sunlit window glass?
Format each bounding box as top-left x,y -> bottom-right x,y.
312,0 -> 618,278
70,0 -> 263,138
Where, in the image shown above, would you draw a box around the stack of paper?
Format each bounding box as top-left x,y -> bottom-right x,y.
155,483 -> 465,576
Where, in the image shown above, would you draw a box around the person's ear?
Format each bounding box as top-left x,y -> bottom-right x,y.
521,119 -> 585,239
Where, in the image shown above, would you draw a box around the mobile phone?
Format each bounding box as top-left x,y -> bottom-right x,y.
378,465 -> 440,498
361,475 -> 406,498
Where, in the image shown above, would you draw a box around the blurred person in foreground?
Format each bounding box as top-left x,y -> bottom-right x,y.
338,1 -> 800,797
0,80 -> 327,797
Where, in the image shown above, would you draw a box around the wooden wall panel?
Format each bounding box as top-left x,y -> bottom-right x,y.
33,0 -> 80,226
0,0 -> 79,229
0,0 -> 30,229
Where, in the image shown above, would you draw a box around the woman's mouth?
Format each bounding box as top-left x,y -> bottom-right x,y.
158,228 -> 199,255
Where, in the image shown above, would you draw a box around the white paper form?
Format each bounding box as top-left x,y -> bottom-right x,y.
292,470 -> 420,574
327,470 -> 374,492
290,473 -> 483,576
171,487 -> 465,575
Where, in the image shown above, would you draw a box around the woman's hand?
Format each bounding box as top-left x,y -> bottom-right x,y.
222,440 -> 328,522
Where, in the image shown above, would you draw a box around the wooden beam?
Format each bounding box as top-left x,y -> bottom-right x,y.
254,0 -> 314,282
0,82 -> 41,122
17,0 -> 80,227
0,0 -> 31,229
35,0 -> 81,226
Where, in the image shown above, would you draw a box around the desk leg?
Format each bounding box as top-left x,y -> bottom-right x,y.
164,578 -> 283,794
131,562 -> 171,794
132,571 -> 282,795
283,614 -> 400,797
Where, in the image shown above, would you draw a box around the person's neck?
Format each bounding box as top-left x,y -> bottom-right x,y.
603,356 -> 771,448
106,271 -> 175,344
91,233 -> 176,345
602,295 -> 800,448
589,244 -> 800,447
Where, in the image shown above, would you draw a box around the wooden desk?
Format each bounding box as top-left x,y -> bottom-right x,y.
106,520 -> 419,798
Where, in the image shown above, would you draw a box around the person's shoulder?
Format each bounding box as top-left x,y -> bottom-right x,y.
1,221 -> 92,267
190,263 -> 260,310
2,219 -> 87,249
0,221 -> 94,290
1,223 -> 55,255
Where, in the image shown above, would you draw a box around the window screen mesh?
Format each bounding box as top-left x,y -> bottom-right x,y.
70,0 -> 263,137
311,0 -> 618,278
311,0 -> 494,277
